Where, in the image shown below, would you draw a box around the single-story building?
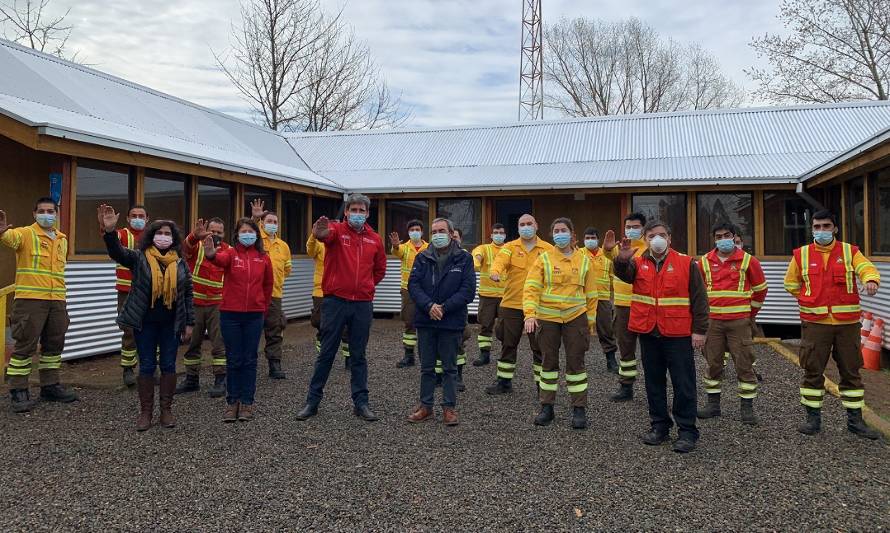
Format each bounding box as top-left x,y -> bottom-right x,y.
1,38 -> 889,359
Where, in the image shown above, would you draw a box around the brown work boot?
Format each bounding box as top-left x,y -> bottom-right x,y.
442,407 -> 459,426
238,403 -> 255,422
223,402 -> 239,423
158,373 -> 176,428
136,375 -> 154,432
407,405 -> 433,423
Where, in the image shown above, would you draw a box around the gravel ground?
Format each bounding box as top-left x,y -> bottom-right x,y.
1,319 -> 888,532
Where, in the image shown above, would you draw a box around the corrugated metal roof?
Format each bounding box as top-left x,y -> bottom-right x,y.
798,125 -> 890,182
0,39 -> 339,191
288,101 -> 890,192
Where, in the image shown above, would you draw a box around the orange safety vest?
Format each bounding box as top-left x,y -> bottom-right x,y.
792,242 -> 861,322
699,249 -> 754,321
628,249 -> 693,337
188,241 -> 228,306
115,228 -> 141,292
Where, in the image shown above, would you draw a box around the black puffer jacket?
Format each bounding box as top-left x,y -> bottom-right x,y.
104,231 -> 195,334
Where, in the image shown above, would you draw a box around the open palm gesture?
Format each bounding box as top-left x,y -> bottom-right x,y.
97,204 -> 120,233
0,210 -> 11,235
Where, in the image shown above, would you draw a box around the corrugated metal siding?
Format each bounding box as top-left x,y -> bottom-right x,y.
372,259 -> 480,314
282,258 -> 314,319
861,263 -> 890,349
63,262 -> 121,360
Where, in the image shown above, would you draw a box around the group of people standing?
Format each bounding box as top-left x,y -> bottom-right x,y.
0,193 -> 883,451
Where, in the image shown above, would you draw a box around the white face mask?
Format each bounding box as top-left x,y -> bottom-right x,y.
649,235 -> 668,254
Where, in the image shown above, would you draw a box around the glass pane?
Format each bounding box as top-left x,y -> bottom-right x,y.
197,179 -> 233,231
763,191 -> 814,255
696,192 -> 754,255
845,177 -> 865,249
144,170 -> 188,235
494,198 -> 533,241
386,199 -> 429,242
368,199 -> 379,231
75,160 -> 131,253
312,196 -> 343,221
873,169 -> 890,255
281,192 -> 307,253
631,193 -> 688,253
244,186 -> 276,219
437,198 -> 481,249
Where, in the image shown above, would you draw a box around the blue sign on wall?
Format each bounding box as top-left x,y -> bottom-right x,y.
49,172 -> 62,204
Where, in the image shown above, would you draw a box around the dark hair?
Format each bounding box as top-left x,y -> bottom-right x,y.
491,223 -> 505,231
643,220 -> 671,236
551,217 -> 574,233
812,209 -> 838,227
34,197 -> 58,211
128,204 -> 147,215
261,211 -> 278,223
624,212 -> 647,226
233,217 -> 266,253
711,222 -> 736,237
406,219 -> 424,231
453,227 -> 463,238
583,226 -> 599,238
207,217 -> 225,226
140,220 -> 183,253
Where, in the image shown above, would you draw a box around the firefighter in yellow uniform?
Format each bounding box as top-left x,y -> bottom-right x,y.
1,199 -> 78,412
307,232 -> 349,365
602,212 -> 648,401
524,217 -> 598,429
784,210 -> 880,440
582,227 -> 618,373
390,219 -> 428,368
113,205 -> 147,386
471,223 -> 507,366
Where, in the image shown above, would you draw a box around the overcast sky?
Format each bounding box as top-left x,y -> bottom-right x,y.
58,0 -> 787,128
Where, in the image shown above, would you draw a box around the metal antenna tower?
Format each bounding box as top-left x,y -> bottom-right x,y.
519,0 -> 543,121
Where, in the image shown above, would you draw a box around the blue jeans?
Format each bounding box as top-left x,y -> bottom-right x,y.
220,311 -> 264,406
306,296 -> 372,408
417,328 -> 460,408
134,320 -> 178,376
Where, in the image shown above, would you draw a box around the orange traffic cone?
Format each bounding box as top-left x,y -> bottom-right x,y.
860,311 -> 874,345
862,318 -> 884,371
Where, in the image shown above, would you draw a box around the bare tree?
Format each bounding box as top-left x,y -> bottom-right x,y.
543,16 -> 744,117
0,0 -> 75,58
748,0 -> 890,103
215,0 -> 408,132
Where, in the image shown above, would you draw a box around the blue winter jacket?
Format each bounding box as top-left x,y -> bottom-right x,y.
408,242 -> 476,331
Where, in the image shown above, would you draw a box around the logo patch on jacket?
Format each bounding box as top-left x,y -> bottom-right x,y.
341,235 -> 351,246
667,264 -> 674,272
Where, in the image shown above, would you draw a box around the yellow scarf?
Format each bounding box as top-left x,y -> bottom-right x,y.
145,247 -> 179,309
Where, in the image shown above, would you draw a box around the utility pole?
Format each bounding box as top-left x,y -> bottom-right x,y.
519,0 -> 543,121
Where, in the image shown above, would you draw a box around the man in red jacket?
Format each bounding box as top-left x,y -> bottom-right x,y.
296,193 -> 387,422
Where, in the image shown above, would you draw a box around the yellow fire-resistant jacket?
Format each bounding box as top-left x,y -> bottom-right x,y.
259,226 -> 292,299
585,247 -> 613,301
523,248 -> 598,326
1,223 -> 68,301
472,242 -> 506,298
609,238 -> 647,307
393,240 -> 429,290
306,233 -> 325,298
489,237 -> 555,310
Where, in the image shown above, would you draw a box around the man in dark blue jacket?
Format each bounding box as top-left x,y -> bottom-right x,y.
407,218 -> 476,426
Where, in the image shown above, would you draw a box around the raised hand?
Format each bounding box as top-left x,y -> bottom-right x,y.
193,218 -> 211,241
202,235 -> 218,258
0,210 -> 11,235
98,204 -> 120,233
603,229 -> 616,251
389,231 -> 401,249
250,198 -> 265,219
616,237 -> 635,261
313,216 -> 330,238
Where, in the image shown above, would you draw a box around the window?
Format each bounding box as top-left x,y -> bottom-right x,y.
368,199 -> 380,231
244,185 -> 276,219
696,192 -> 754,255
494,198 -> 533,241
845,177 -> 865,249
144,170 -> 189,234
281,192 -> 308,253
312,196 -> 343,221
763,191 -> 814,255
75,160 -> 131,253
197,179 -> 233,230
437,198 -> 482,249
632,193 -> 688,253
386,199 -> 429,241
873,169 -> 890,255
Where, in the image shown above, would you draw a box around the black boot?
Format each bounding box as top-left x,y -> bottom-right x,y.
485,378 -> 513,395
207,374 -> 226,398
472,350 -> 491,366
605,351 -> 618,374
740,398 -> 758,426
534,404 -> 555,426
798,406 -> 821,435
456,365 -> 466,392
609,383 -> 633,402
39,383 -> 78,403
175,374 -> 199,395
9,388 -> 36,413
697,393 -> 722,419
847,409 -> 880,440
268,359 -> 286,379
122,367 -> 136,387
396,349 -> 415,368
571,406 -> 587,429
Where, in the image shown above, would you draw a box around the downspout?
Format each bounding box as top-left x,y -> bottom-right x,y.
795,182 -> 825,210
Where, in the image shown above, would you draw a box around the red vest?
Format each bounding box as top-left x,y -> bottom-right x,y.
188,242 -> 228,306
792,242 -> 860,322
628,249 -> 694,337
115,228 -> 141,292
699,249 -> 754,321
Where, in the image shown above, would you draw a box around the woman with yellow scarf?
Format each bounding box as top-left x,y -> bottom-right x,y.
100,205 -> 194,432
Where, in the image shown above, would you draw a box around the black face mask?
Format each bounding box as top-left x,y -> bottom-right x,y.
212,235 -> 223,247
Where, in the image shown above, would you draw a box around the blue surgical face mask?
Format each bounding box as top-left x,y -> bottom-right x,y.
264,223 -> 278,235
238,232 -> 257,247
431,233 -> 451,249
584,239 -> 599,250
518,226 -> 535,239
408,230 -> 422,242
716,238 -> 736,253
813,230 -> 834,246
625,228 -> 642,240
491,234 -> 506,245
348,213 -> 367,229
35,213 -> 56,228
553,233 -> 572,248
129,218 -> 146,231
